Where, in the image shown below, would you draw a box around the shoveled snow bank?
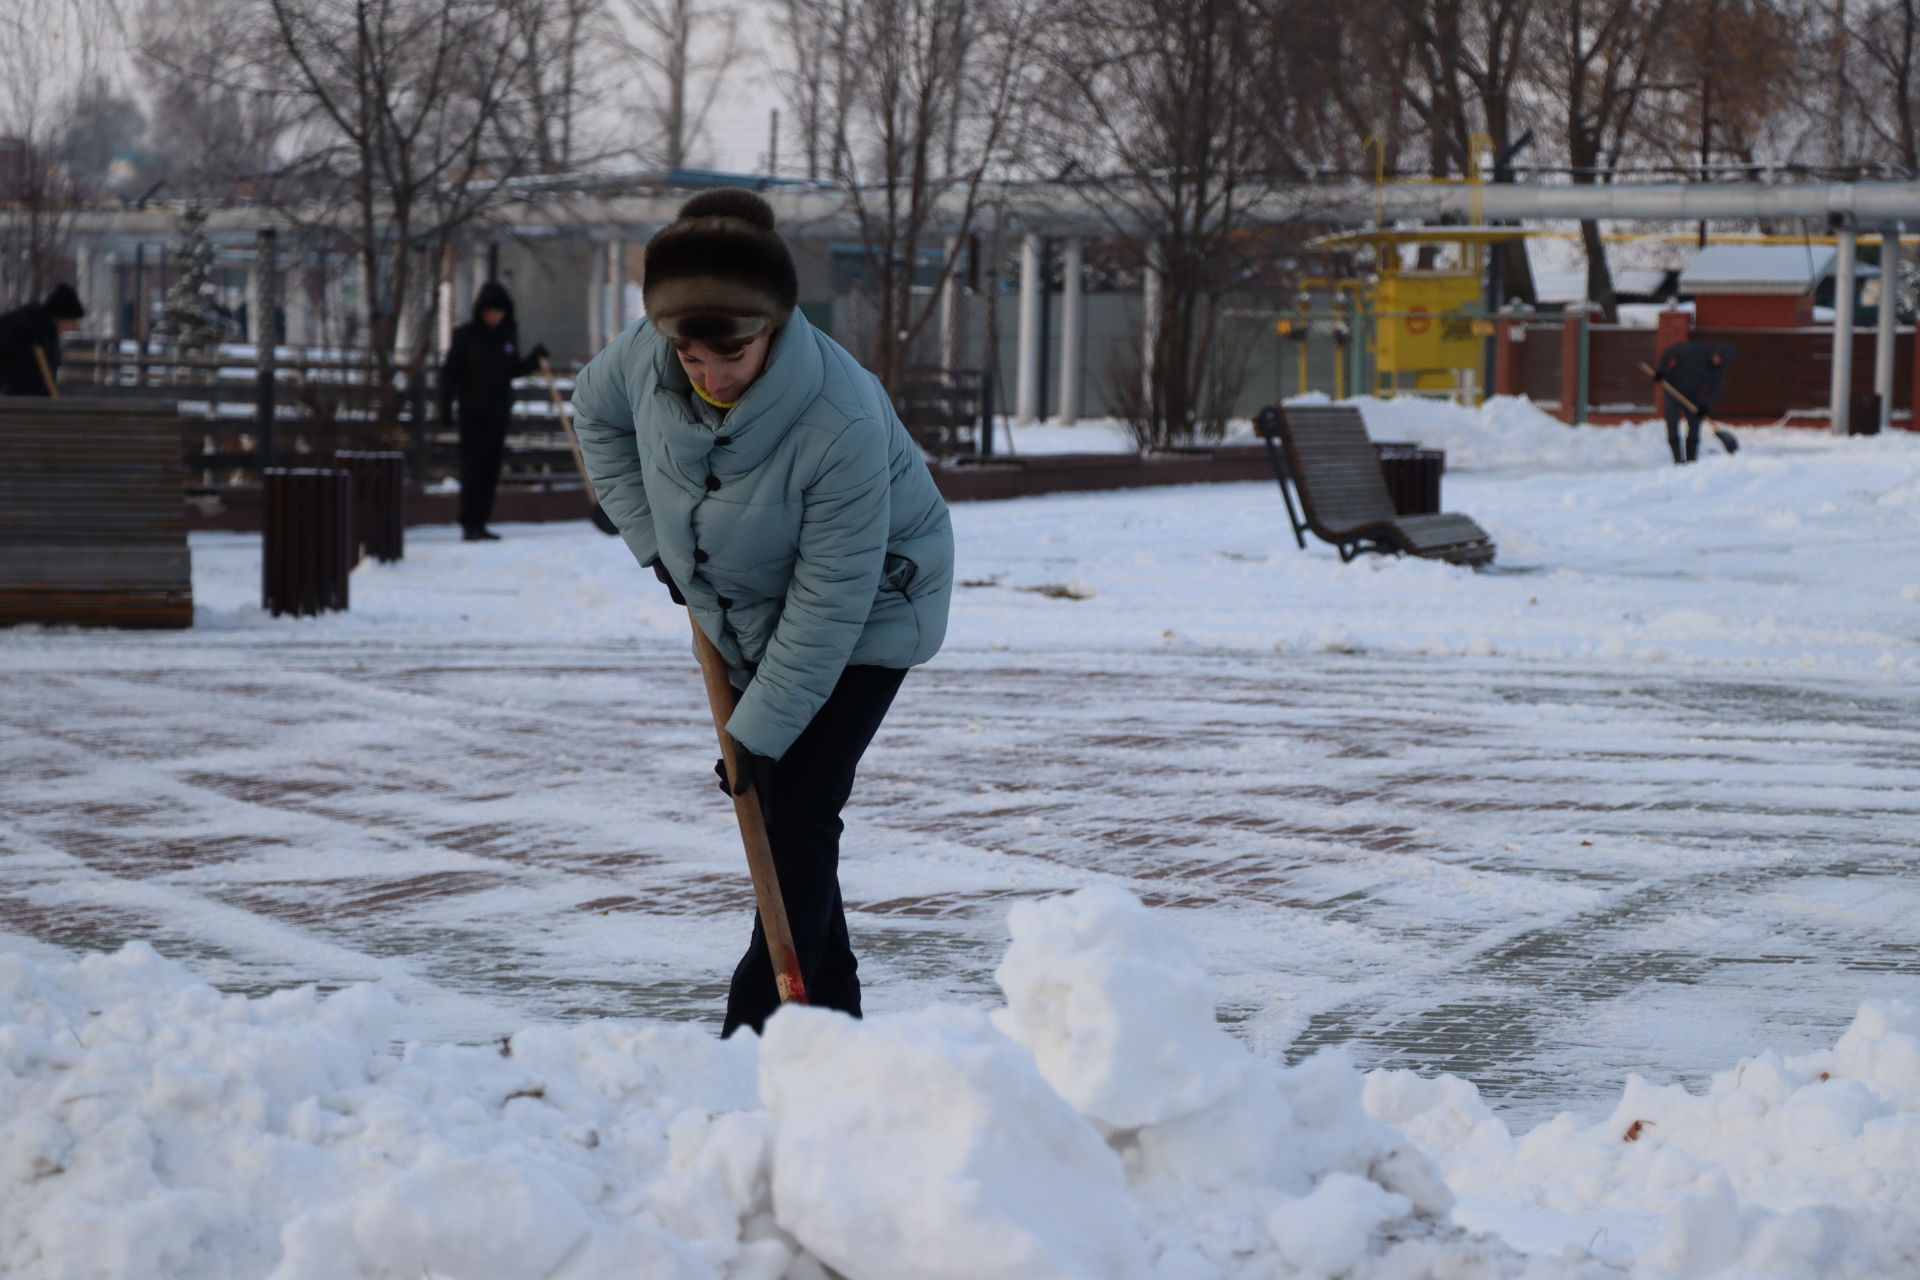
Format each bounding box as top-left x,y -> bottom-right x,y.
1344,394 -> 1662,473
1001,394 -> 1869,478
4,891 -> 1918,1278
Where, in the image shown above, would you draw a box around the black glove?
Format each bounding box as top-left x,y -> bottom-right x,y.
714,739 -> 776,798
650,558 -> 685,605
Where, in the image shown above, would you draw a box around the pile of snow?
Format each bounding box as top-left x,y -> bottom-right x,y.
1345,394 -> 1662,474
990,395 -> 1720,476
6,889 -> 1919,1278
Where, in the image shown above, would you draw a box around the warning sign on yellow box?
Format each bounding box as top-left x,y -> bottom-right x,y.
1373,273 -> 1484,374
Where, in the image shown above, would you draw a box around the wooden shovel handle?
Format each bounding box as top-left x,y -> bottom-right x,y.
1641,361 -> 1701,414
538,356 -> 598,506
33,344 -> 58,398
689,614 -> 809,1007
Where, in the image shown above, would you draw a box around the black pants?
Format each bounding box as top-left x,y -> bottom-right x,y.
1663,399 -> 1703,465
458,409 -> 509,532
723,664 -> 907,1038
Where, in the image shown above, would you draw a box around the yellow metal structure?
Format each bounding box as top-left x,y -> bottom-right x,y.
1313,224 -> 1536,403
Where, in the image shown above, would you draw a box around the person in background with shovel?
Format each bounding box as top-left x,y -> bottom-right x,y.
439,281 -> 547,541
0,283 -> 86,396
1649,340 -> 1737,465
569,188 -> 954,1038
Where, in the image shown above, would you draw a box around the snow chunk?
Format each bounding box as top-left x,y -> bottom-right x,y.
759,1004 -> 1151,1279
993,887 -> 1247,1131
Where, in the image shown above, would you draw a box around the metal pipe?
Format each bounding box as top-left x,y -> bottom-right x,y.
1830,229 -> 1857,436
1015,233 -> 1040,426
1874,231 -> 1900,427
49,180 -> 1920,243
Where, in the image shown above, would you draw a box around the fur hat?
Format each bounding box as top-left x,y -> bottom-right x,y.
44,283 -> 85,320
643,189 -> 796,343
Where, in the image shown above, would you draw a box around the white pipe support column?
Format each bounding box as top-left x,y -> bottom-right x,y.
1015,233 -> 1041,425
603,239 -> 623,347
74,244 -> 100,333
435,247 -> 456,355
1141,242 -> 1162,414
938,235 -> 961,372
1829,229 -> 1857,435
586,240 -> 607,354
1058,238 -> 1083,424
1874,232 -> 1900,426
285,251 -> 314,349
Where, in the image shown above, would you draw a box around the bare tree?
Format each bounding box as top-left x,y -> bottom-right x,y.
1851,0 -> 1920,172
1252,3 -> 1421,179
52,75 -> 150,193
613,0 -> 741,170
0,0 -> 123,305
517,0 -> 621,173
136,0 -> 294,197
1640,0 -> 1803,177
202,0 -> 586,432
1374,0 -> 1540,178
1037,0 -> 1270,447
1538,0 -> 1672,318
784,0 -> 1040,396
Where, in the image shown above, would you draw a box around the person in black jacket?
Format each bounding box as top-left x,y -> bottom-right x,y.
439,281 -> 546,540
1652,340 -> 1735,465
0,284 -> 87,396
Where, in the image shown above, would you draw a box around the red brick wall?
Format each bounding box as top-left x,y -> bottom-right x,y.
1695,294 -> 1813,329
1588,327 -> 1661,411
1690,327 -> 1913,419
1501,321 -> 1563,406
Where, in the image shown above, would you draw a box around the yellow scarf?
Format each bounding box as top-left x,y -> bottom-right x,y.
691,381 -> 738,411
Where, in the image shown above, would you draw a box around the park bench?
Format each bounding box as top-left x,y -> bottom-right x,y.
0,396 -> 194,626
1254,403 -> 1495,567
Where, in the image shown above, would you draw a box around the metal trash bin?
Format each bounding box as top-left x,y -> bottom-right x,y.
1372,441 -> 1445,515
333,450 -> 406,564
1850,392 -> 1883,436
263,468 -> 353,617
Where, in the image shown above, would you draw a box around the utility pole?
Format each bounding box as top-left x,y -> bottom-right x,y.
768,109 -> 780,177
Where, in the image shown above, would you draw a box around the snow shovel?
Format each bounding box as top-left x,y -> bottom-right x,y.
538,356 -> 619,535
689,613 -> 810,1009
1641,362 -> 1739,454
32,344 -> 59,398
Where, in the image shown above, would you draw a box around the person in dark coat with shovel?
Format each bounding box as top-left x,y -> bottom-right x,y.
1651,340 -> 1736,465
569,189 -> 954,1038
440,281 -> 546,540
0,283 -> 86,396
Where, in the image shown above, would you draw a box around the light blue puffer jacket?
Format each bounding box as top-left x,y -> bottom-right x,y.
570,310 -> 954,759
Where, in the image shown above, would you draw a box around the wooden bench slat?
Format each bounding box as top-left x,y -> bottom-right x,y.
0,399 -> 194,628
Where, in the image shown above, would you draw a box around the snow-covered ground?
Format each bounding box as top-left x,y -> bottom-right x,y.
4,397 -> 1919,1278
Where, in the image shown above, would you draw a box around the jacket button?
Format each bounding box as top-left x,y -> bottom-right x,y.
714,435 -> 731,446
716,595 -> 732,609
705,474 -> 720,491
693,548 -> 709,563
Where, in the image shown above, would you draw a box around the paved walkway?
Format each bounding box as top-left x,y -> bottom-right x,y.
5,638 -> 1917,1125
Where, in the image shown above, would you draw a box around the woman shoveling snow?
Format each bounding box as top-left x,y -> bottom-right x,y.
569,188 -> 955,1037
